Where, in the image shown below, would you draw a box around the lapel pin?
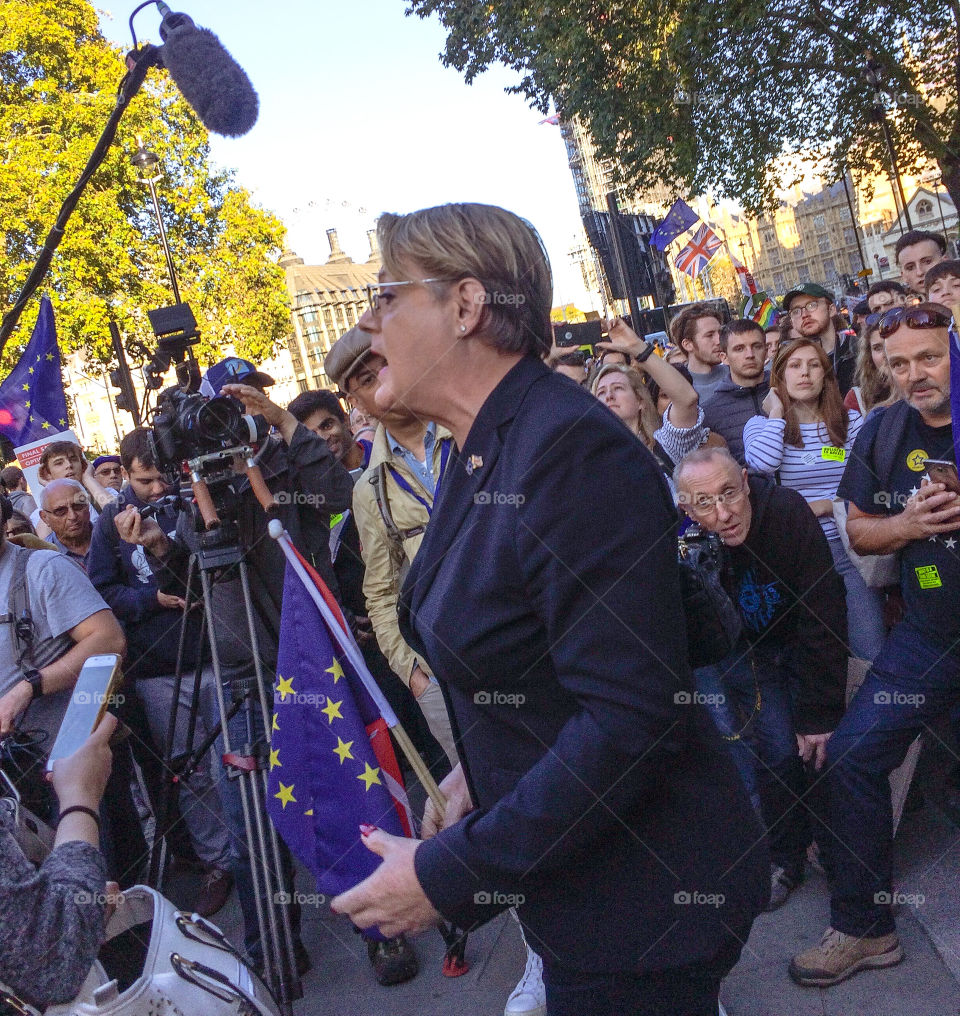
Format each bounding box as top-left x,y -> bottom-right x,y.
466,455 -> 483,475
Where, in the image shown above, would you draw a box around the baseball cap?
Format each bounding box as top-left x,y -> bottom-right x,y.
200,357 -> 275,397
782,282 -> 834,311
92,455 -> 121,470
324,327 -> 372,390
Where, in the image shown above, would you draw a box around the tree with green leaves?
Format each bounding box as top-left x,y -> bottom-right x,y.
0,0 -> 288,372
408,1 -> 960,217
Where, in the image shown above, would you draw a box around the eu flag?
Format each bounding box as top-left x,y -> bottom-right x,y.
650,199 -> 700,252
267,557 -> 411,899
0,296 -> 68,446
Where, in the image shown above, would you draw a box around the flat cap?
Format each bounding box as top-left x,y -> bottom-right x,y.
324,327 -> 372,389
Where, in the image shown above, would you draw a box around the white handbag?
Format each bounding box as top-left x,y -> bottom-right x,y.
832,499 -> 900,588
47,886 -> 279,1016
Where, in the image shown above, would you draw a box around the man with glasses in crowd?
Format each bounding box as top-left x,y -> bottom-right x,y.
791,302 -> 960,986
782,283 -> 858,395
91,455 -> 125,493
39,479 -> 94,571
676,446 -> 848,913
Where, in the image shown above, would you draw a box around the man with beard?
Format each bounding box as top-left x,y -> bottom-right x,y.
703,320 -> 771,464
792,303 -> 960,987
669,305 -> 728,404
782,283 -> 857,395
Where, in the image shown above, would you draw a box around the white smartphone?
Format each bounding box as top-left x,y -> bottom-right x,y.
45,654 -> 122,773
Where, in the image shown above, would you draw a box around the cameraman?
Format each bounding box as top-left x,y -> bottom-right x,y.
139,359 -> 354,970
88,428 -> 233,917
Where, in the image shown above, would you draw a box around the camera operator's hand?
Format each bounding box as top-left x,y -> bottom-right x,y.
221,383 -> 299,445
51,711 -> 117,850
595,317 -> 647,359
157,590 -> 187,611
762,387 -> 785,419
115,505 -> 168,556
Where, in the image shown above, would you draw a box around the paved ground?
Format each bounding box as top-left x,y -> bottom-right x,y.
164,739 -> 960,1016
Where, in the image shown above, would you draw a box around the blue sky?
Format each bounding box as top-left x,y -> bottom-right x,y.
99,0 -> 589,303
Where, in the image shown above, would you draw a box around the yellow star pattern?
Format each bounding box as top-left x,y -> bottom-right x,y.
40,422 -> 50,430
321,697 -> 343,724
21,384 -> 29,392
332,737 -> 354,764
305,809 -> 314,816
274,782 -> 296,809
276,674 -> 295,702
27,367 -> 33,375
269,747 -> 281,771
45,352 -> 54,361
357,763 -> 381,791
58,418 -> 66,426
272,712 -> 280,733
325,658 -> 345,684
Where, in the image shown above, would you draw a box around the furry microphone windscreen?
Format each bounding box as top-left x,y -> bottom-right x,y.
160,23 -> 259,137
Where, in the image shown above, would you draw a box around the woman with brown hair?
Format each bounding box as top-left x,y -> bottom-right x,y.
844,314 -> 896,416
743,339 -> 884,660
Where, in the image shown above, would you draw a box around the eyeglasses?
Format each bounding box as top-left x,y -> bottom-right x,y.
43,499 -> 89,519
365,278 -> 454,314
788,299 -> 827,319
878,304 -> 952,339
682,487 -> 747,516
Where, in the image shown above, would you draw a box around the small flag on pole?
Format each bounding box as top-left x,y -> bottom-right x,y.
0,295 -> 68,445
650,199 -> 699,251
674,223 -> 723,278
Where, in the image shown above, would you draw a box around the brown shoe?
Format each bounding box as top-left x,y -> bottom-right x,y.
193,866 -> 233,917
790,927 -> 903,987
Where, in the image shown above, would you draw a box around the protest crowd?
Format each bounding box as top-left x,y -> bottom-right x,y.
0,206 -> 958,1016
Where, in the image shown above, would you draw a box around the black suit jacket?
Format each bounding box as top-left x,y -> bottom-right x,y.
401,357 -> 767,973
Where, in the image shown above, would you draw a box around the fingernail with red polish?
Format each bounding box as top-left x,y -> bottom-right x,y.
359,823 -> 377,837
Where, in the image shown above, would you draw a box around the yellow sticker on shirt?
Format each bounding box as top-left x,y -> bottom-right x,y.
915,565 -> 942,589
822,446 -> 846,462
906,449 -> 929,472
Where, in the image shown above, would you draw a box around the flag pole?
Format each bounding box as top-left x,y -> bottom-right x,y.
267,518 -> 447,815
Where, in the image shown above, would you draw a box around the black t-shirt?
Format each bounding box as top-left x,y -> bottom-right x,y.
838,405 -> 960,650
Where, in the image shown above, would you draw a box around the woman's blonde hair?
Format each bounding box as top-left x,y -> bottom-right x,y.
854,320 -> 894,413
377,203 -> 553,357
591,364 -> 658,447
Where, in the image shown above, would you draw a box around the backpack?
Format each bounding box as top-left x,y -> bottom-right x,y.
678,525 -> 743,669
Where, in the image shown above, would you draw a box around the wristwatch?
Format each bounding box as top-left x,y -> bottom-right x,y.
635,341 -> 655,364
22,668 -> 43,699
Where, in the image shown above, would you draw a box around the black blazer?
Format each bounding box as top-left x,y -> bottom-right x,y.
402,357 -> 767,973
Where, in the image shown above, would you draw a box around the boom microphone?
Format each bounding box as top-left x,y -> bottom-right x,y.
156,2 -> 259,137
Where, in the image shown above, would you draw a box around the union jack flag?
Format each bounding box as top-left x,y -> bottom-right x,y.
674,224 -> 723,278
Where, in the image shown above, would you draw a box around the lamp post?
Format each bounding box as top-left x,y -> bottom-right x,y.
864,52 -> 913,232
920,168 -> 953,255
130,139 -> 182,303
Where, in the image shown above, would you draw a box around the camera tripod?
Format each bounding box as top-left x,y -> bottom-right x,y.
143,456 -> 301,1014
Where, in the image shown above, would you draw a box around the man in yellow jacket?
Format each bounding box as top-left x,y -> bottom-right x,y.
325,330 -> 459,769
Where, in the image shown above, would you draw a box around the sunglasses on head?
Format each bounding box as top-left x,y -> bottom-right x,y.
878,304 -> 953,339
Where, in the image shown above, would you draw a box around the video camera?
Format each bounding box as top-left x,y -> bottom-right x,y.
150,388 -> 269,475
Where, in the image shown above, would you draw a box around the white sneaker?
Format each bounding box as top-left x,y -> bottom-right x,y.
504,945 -> 546,1016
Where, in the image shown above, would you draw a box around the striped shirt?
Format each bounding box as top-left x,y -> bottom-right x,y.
743,410 -> 864,541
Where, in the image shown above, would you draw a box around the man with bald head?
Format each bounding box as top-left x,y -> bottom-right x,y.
676,446 -> 847,913
39,478 -> 93,571
791,303 -> 960,987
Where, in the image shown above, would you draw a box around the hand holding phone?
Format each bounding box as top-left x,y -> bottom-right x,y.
45,654 -> 122,773
923,459 -> 960,496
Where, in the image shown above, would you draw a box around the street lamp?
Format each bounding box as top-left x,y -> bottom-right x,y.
864,52 -> 913,232
920,168 -> 954,255
130,139 -> 182,303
